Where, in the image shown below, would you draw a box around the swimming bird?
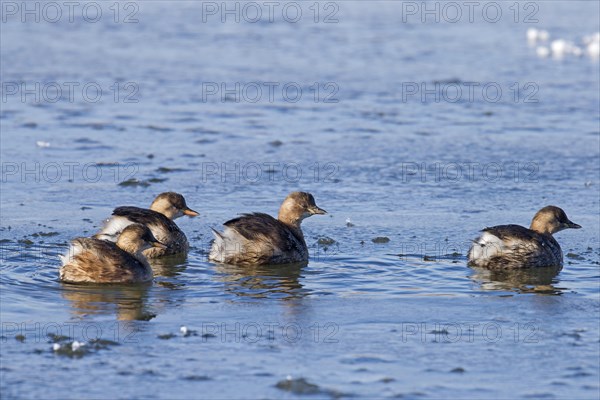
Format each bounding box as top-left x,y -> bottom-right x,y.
209,192 -> 326,266
60,224 -> 165,283
95,192 -> 198,258
468,206 -> 581,269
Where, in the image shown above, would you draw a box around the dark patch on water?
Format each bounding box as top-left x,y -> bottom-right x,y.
275,377 -> 348,398
118,178 -> 151,188
372,237 -> 390,244
143,125 -> 173,132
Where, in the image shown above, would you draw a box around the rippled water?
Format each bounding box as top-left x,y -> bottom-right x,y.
1,1 -> 599,399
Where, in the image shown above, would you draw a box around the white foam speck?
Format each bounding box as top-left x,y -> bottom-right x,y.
587,41 -> 600,58
528,30 -> 599,59
527,28 -> 549,43
536,46 -> 550,58
71,341 -> 85,351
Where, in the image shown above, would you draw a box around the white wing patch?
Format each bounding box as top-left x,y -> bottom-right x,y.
59,240 -> 84,266
468,231 -> 506,266
209,227 -> 254,262
95,216 -> 134,242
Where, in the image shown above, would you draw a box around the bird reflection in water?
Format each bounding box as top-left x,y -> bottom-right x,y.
214,261 -> 309,300
61,255 -> 190,321
61,282 -> 155,321
470,266 -> 564,295
148,253 -> 188,278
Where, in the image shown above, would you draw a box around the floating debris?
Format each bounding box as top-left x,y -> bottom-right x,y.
70,122 -> 123,131
156,167 -> 186,173
275,377 -> 321,395
183,375 -> 212,381
180,326 -> 198,337
51,338 -> 118,358
118,178 -> 151,188
48,333 -> 71,343
195,139 -> 216,144
71,341 -> 85,351
143,125 -> 173,132
52,341 -> 87,358
275,377 -> 346,397
185,127 -> 220,135
566,253 -> 585,261
157,333 -> 176,340
31,232 -> 59,237
318,237 -> 336,246
433,78 -> 462,85
372,237 -> 390,244
429,329 -> 449,334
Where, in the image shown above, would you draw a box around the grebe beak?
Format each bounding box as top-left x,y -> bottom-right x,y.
183,208 -> 199,217
152,241 -> 168,249
566,221 -> 581,229
310,206 -> 327,215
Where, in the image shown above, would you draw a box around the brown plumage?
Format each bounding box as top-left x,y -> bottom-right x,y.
209,192 -> 327,266
95,192 -> 198,258
468,206 -> 581,269
60,224 -> 165,283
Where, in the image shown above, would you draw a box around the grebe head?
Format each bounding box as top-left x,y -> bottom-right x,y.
530,206 -> 581,235
150,192 -> 199,220
278,192 -> 327,226
116,224 -> 166,254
